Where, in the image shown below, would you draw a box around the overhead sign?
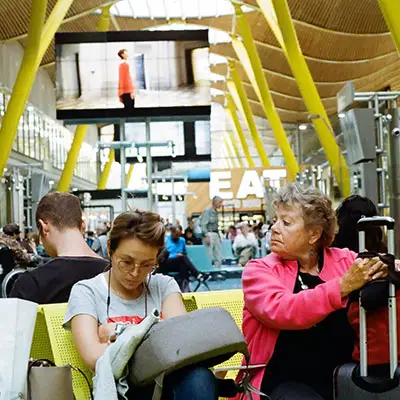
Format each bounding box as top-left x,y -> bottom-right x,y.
209,168 -> 287,200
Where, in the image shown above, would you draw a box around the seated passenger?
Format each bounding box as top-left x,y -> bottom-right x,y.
183,227 -> 202,245
0,227 -> 31,268
333,196 -> 400,368
158,226 -> 205,291
232,222 -> 258,267
64,210 -> 218,400
10,192 -> 108,303
332,194 -> 386,253
238,184 -> 386,400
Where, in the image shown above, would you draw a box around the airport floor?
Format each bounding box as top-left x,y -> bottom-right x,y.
191,275 -> 243,292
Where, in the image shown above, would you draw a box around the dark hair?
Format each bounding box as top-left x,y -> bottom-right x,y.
3,223 -> 20,236
332,195 -> 385,252
118,49 -> 127,59
36,192 -> 82,232
108,210 -> 165,256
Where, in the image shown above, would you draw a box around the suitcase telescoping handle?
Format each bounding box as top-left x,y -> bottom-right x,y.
357,216 -> 398,379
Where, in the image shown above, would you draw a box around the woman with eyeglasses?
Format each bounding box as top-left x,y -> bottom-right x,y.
64,210 -> 219,400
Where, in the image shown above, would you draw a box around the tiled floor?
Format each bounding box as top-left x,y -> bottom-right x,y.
195,276 -> 243,292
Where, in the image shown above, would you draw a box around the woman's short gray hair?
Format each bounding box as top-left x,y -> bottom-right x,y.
273,183 -> 338,249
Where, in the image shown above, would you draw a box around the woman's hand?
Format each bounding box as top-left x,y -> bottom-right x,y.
98,323 -> 117,344
340,257 -> 387,298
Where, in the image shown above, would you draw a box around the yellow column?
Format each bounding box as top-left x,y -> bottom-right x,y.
58,5 -> 112,191
0,0 -> 48,177
227,130 -> 244,168
98,149 -> 115,190
126,164 -> 135,186
227,60 -> 270,167
378,0 -> 400,55
256,0 -> 350,196
57,125 -> 88,191
224,135 -> 238,168
232,5 -> 299,181
225,96 -> 255,168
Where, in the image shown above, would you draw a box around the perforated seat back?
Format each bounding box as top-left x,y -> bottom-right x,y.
193,290 -> 244,369
221,239 -> 237,261
43,303 -> 93,400
186,245 -> 214,272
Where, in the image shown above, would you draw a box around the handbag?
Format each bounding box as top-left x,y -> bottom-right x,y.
27,359 -> 93,400
129,307 -> 249,386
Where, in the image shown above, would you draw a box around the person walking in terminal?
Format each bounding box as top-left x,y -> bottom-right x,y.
201,196 -> 223,268
118,49 -> 135,110
237,184 -> 387,400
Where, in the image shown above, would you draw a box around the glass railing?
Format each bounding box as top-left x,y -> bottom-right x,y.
0,87 -> 97,183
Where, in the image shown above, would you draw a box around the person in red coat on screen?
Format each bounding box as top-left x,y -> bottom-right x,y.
118,49 -> 135,109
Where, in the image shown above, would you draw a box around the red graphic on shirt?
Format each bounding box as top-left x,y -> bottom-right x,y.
107,313 -> 163,325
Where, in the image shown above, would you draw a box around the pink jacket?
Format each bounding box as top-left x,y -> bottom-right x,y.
235,247 -> 356,400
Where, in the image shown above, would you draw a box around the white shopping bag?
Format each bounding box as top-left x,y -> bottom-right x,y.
0,299 -> 38,400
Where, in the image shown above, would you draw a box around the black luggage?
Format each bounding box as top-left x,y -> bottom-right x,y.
334,216 -> 400,399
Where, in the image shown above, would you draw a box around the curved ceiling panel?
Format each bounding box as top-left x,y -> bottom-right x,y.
243,0 -> 388,34
211,42 -> 400,83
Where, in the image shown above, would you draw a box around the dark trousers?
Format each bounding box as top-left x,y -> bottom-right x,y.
159,255 -> 199,289
263,381 -> 325,400
127,366 -> 218,400
121,93 -> 135,109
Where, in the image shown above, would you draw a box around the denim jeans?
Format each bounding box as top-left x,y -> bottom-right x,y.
127,366 -> 218,400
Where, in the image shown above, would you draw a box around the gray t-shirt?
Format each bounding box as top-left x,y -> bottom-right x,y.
63,272 -> 180,329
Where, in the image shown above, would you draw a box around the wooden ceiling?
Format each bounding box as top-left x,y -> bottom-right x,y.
0,0 -> 398,126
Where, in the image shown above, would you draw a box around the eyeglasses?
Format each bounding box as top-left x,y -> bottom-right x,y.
116,258 -> 157,273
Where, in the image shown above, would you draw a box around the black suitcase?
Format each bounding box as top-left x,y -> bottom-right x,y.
334,216 -> 400,399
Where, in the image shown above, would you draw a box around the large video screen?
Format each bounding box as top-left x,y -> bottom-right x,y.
55,31 -> 210,121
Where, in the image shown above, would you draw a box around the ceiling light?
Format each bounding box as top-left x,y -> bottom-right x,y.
299,124 -> 307,131
338,113 -> 345,119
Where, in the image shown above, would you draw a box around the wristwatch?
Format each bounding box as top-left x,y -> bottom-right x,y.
107,323 -> 126,344
114,323 -> 126,339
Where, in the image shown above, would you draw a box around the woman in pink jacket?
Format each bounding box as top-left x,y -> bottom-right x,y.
239,184 -> 387,400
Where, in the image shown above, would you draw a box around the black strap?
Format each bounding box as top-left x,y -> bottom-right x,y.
69,364 -> 94,400
27,359 -> 94,400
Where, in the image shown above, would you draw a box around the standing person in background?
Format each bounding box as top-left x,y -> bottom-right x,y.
118,49 -> 135,110
200,196 -> 223,268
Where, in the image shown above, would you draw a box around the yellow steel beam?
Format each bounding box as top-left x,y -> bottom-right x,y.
0,0 -> 48,178
225,96 -> 255,168
233,5 -> 298,181
57,125 -> 88,192
126,164 -> 135,186
377,0 -> 400,55
256,0 -> 350,195
98,149 -> 115,190
58,5 -> 112,192
227,130 -> 244,168
227,60 -> 270,167
224,135 -> 238,168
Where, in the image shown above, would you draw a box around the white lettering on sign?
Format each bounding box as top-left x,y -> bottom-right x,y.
209,171 -> 233,199
236,170 -> 264,199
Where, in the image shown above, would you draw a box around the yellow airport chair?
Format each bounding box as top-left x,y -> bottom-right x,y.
43,303 -> 93,400
193,290 -> 245,372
